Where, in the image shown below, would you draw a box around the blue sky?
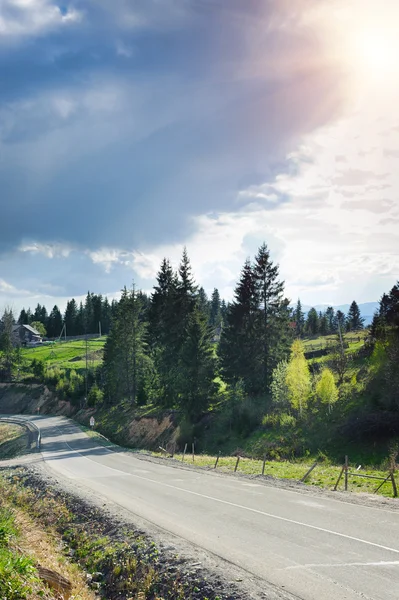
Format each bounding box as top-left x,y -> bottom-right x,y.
1,0 -> 398,313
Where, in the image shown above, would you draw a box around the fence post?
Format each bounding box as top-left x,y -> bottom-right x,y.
391,472 -> 398,498
300,461 -> 318,483
182,443 -> 187,462
333,465 -> 345,491
344,455 -> 349,491
192,442 -> 195,462
214,452 -> 220,469
262,456 -> 267,476
234,455 -> 240,473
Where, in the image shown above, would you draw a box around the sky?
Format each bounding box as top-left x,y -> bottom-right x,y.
1,0 -> 398,314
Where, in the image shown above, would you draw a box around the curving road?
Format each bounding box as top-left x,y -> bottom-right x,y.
2,415 -> 399,600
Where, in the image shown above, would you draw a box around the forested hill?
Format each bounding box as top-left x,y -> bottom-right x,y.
0,243 -> 398,463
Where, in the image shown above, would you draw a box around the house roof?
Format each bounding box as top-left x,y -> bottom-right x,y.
12,323 -> 41,336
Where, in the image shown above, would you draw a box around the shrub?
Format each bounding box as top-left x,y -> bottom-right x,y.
30,359 -> 45,380
87,384 -> 103,407
279,412 -> 296,429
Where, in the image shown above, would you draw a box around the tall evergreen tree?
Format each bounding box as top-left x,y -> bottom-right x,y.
347,300 -> 364,331
335,309 -> 346,334
64,299 -> 78,336
253,243 -> 289,393
220,299 -> 227,323
18,309 -> 29,325
104,287 -> 148,405
209,288 -> 222,328
47,306 -> 63,338
102,297 -> 112,334
306,307 -> 319,335
325,306 -> 335,333
0,308 -> 16,380
177,306 -> 217,419
148,258 -> 179,405
219,259 -> 259,393
197,287 -> 209,319
294,299 -> 305,337
75,302 -> 85,335
319,311 -> 328,336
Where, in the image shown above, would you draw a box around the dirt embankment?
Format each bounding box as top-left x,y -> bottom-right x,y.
0,384 -> 179,451
0,383 -> 75,416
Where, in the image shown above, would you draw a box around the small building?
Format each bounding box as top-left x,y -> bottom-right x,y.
12,324 -> 42,347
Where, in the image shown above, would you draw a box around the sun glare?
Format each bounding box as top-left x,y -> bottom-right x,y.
352,29 -> 399,76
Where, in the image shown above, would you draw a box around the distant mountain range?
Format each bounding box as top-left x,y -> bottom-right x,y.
300,302 -> 379,326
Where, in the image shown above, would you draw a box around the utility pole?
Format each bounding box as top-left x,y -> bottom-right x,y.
85,334 -> 88,404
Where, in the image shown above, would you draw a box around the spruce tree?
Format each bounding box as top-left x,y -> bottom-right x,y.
18,309 -> 29,325
47,306 -> 63,338
209,288 -> 222,328
177,306 -> 217,419
64,299 -> 78,336
347,301 -> 364,330
219,259 -> 259,393
0,308 -> 16,380
306,308 -> 319,335
104,287 -> 148,405
148,258 -> 179,405
294,299 -> 305,337
253,243 -> 288,393
325,306 -> 335,333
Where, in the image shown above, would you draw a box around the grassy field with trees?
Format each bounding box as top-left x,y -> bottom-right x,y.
1,243 -> 398,483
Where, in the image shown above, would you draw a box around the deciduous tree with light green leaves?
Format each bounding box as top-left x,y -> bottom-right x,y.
271,360 -> 290,409
30,321 -> 46,337
316,368 -> 338,413
285,340 -> 311,416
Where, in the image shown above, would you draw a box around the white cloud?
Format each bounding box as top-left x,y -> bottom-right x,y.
0,278 -> 31,296
0,0 -> 82,39
19,242 -> 72,258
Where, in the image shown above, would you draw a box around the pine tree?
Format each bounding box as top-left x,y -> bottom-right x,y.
0,308 -> 16,380
64,299 -> 78,336
148,258 -> 179,405
84,292 -> 94,333
209,288 -> 222,328
104,286 -> 148,405
197,287 -> 210,320
306,308 -> 319,335
347,301 -> 364,331
18,309 -> 29,325
319,311 -> 328,336
325,306 -> 335,333
294,299 -> 305,337
335,310 -> 346,334
219,259 -> 259,393
253,243 -> 290,393
47,306 -> 63,338
75,302 -> 85,335
177,306 -> 217,419
102,297 -> 112,334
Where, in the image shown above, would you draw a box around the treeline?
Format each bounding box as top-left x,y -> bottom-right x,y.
100,244 -> 294,416
294,300 -> 364,337
368,281 -> 399,411
16,287 -> 227,340
17,294 -> 118,338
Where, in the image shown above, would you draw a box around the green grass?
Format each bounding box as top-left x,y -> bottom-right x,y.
0,423 -> 22,446
303,331 -> 367,351
22,337 -> 106,372
0,506 -> 40,599
164,453 -> 398,497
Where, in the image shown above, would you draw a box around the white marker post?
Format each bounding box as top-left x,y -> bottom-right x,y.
90,416 -> 95,429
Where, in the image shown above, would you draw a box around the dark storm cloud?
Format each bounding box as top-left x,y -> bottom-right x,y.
0,0 -> 346,255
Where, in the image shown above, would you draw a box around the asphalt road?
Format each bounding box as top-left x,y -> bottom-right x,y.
4,415 -> 399,600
